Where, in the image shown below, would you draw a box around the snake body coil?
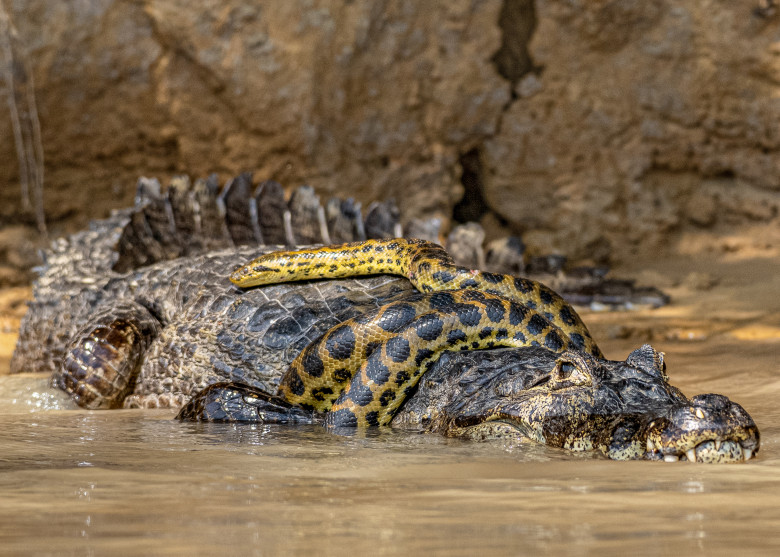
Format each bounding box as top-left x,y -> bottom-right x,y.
231,238 -> 602,426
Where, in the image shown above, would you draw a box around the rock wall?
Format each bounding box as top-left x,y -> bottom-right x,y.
481,0 -> 780,261
0,0 -> 507,231
1,0 -> 778,267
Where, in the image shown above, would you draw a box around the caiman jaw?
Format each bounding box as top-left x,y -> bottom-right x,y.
644,437 -> 757,463
449,393 -> 760,463
641,394 -> 760,463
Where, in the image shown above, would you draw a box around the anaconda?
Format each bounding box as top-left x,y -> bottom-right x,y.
9,174 -> 758,462
229,238 -> 601,427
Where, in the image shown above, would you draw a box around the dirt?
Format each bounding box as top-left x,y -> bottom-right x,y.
587,225 -> 780,396
0,286 -> 31,374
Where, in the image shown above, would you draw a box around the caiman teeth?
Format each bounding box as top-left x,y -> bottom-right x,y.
660,440 -> 755,463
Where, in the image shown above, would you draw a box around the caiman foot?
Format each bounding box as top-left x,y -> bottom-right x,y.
177,383 -> 321,424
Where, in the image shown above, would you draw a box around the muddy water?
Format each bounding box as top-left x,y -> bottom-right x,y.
1,252 -> 780,556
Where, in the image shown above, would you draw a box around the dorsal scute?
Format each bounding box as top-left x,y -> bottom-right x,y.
111,175 -> 406,273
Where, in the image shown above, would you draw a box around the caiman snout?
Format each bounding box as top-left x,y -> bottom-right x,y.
644,394 -> 760,463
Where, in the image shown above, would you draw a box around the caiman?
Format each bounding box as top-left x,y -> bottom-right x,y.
9,174 -> 758,463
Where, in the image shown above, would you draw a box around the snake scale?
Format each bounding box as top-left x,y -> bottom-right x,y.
230,238 -> 603,427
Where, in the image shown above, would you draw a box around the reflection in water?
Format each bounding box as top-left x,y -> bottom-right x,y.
1,366 -> 779,555
0,373 -> 76,412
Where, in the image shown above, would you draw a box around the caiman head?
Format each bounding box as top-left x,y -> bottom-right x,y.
399,345 -> 759,463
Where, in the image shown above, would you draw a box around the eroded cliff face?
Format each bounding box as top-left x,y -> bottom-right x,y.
481,1 -> 780,261
1,0 -> 778,275
0,0 -> 507,233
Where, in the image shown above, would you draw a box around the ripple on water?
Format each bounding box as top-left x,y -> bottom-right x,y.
0,373 -> 77,412
0,364 -> 779,555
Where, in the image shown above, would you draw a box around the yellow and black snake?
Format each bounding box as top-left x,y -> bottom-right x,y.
230,238 -> 602,427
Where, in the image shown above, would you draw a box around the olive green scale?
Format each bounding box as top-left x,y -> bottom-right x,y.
230,238 -> 603,427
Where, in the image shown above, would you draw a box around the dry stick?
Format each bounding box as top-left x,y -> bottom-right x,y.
23,50 -> 46,236
0,3 -> 30,210
0,1 -> 46,236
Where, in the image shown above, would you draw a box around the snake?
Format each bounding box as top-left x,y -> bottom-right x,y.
230,238 -> 602,427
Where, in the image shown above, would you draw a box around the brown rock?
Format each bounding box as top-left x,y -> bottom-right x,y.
1,0 -> 508,231
1,0 -> 778,268
482,1 -> 780,260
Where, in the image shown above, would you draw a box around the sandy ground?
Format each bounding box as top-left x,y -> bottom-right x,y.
0,286 -> 31,374
603,226 -> 780,345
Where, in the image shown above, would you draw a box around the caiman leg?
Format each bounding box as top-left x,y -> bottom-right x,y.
54,302 -> 162,408
177,383 -> 320,424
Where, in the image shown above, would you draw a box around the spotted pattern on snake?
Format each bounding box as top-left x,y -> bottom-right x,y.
230,238 -> 603,427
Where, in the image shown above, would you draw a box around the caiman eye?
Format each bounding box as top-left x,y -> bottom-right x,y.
550,355 -> 592,389
559,361 -> 575,380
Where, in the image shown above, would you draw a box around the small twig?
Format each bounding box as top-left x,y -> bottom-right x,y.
0,3 -> 30,210
0,1 -> 46,237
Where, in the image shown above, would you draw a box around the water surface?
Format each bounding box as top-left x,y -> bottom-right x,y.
2,253 -> 779,555
1,347 -> 779,557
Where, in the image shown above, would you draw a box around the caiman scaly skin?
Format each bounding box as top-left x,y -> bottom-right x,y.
9,175 -> 758,462
179,346 -> 759,463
